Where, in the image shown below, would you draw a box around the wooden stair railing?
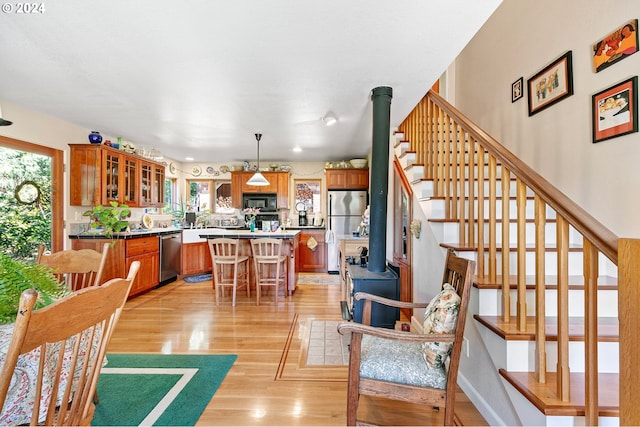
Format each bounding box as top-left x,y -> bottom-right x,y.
399,90 -> 624,425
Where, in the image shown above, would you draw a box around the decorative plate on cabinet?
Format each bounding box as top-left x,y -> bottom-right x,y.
220,165 -> 230,173
168,163 -> 177,174
206,166 -> 215,174
191,165 -> 202,177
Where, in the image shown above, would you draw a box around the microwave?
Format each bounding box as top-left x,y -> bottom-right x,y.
242,193 -> 277,212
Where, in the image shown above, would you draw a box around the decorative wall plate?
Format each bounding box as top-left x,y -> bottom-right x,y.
206,166 -> 215,174
142,213 -> 153,229
169,163 -> 177,174
220,165 -> 230,173
192,165 -> 202,176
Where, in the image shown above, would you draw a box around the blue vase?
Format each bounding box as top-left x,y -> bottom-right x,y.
88,131 -> 102,144
250,218 -> 256,232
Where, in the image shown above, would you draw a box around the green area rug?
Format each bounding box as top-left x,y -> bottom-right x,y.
92,353 -> 237,426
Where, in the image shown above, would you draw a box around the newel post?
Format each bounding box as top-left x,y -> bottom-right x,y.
619,238 -> 640,425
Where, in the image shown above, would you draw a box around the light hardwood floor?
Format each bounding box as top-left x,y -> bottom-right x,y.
107,276 -> 488,426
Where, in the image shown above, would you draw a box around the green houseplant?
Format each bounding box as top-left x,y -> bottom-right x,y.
0,253 -> 70,323
83,202 -> 131,237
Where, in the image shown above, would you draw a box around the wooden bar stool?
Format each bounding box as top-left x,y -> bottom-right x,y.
250,238 -> 287,305
208,238 -> 250,306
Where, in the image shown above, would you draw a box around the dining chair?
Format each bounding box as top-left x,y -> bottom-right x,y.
0,261 -> 140,426
36,243 -> 110,291
250,238 -> 288,305
208,238 -> 250,306
337,250 -> 475,426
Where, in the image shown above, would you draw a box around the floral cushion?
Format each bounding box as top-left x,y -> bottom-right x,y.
359,335 -> 447,389
422,283 -> 461,368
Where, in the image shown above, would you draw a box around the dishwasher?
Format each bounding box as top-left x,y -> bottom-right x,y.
159,231 -> 181,285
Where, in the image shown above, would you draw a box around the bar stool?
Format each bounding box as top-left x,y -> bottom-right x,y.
208,238 -> 250,306
250,238 -> 288,305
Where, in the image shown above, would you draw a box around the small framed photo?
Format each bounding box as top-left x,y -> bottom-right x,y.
512,77 -> 523,103
592,76 -> 638,143
527,51 -> 574,116
593,19 -> 638,73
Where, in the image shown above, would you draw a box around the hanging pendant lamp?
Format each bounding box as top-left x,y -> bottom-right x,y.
246,133 -> 270,186
0,104 -> 13,126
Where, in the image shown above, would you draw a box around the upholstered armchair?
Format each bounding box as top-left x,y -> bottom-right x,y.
337,251 -> 475,426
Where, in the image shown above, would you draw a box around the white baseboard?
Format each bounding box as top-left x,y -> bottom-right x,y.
457,373 -> 507,426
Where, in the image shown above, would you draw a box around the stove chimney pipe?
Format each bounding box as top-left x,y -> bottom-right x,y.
367,86 -> 393,273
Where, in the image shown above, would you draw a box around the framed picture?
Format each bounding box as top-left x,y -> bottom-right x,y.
512,77 -> 523,103
592,76 -> 638,143
593,19 -> 638,73
527,51 -> 574,116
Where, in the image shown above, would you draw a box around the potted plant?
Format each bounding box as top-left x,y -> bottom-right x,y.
0,253 -> 70,323
83,201 -> 131,238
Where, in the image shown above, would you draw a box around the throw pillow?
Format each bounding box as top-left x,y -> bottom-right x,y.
422,283 -> 461,368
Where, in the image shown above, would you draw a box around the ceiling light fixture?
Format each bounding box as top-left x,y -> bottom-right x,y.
246,133 -> 270,186
322,111 -> 337,126
0,104 -> 13,126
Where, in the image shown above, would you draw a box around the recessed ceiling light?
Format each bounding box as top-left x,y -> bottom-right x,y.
293,147 -> 302,153
185,157 -> 194,161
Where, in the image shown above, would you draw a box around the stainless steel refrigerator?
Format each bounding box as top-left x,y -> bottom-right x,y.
326,190 -> 368,273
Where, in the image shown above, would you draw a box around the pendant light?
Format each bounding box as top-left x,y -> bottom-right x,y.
246,133 -> 270,186
0,104 -> 13,126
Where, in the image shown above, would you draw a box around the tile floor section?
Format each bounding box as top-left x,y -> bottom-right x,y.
306,320 -> 350,366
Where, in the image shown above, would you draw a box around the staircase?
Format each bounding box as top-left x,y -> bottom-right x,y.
391,91 -> 630,426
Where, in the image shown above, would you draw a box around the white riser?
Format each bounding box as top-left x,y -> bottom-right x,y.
434,221 -> 564,245
478,288 -> 619,317
424,197 -> 559,221
458,249 -> 587,276
502,377 -> 619,426
505,340 -> 619,373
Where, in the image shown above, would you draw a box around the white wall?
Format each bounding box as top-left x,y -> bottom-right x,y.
455,0 -> 640,238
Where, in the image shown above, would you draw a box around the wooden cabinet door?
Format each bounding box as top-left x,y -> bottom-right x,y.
181,242 -> 212,276
139,161 -> 153,206
326,169 -> 369,190
153,164 -> 165,207
346,169 -> 369,189
101,150 -> 125,205
276,172 -> 290,208
396,258 -> 412,318
123,157 -> 138,206
298,230 -> 326,272
325,170 -> 347,189
231,172 -> 244,208
127,251 -> 159,295
69,145 -> 101,206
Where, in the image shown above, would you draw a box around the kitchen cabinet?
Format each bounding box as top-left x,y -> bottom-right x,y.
181,242 -> 213,276
69,144 -> 165,207
70,236 -> 160,297
297,229 -> 326,272
230,171 -> 290,209
140,160 -> 165,207
125,236 -> 160,295
325,168 -> 369,190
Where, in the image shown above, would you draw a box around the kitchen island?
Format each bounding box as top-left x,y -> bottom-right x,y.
198,229 -> 301,295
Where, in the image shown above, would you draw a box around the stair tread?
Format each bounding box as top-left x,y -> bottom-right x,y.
474,274 -> 618,289
499,370 -> 619,417
474,315 -> 619,341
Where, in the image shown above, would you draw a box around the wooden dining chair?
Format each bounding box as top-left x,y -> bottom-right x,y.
337,250 -> 475,426
250,238 -> 288,305
208,238 -> 250,306
36,243 -> 110,291
0,261 -> 140,426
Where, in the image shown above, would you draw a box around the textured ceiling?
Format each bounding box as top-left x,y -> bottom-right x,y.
0,0 -> 502,163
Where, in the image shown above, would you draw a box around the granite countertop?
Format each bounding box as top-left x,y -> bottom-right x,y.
199,229 -> 301,239
68,227 -> 182,239
285,226 -> 326,230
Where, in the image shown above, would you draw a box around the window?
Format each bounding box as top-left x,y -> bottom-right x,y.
164,177 -> 176,211
186,179 -> 232,213
294,179 -> 321,213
